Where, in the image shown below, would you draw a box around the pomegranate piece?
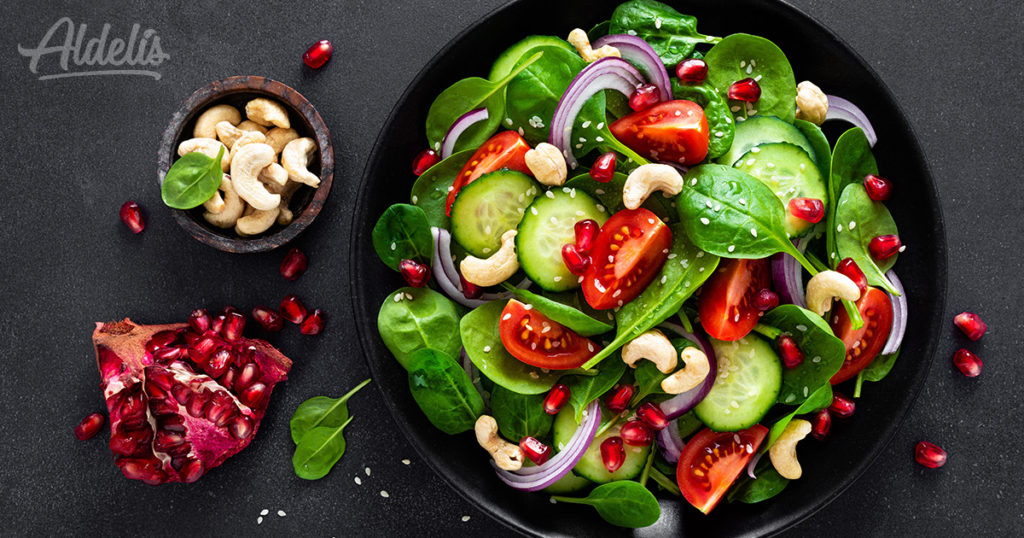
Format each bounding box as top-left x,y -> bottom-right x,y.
600,436 -> 626,472
280,247 -> 308,281
543,384 -> 571,415
836,257 -> 868,294
120,200 -> 145,234
590,152 -> 617,183
399,259 -> 431,288
810,408 -> 832,441
91,318 -> 292,484
864,174 -> 893,201
605,384 -> 634,413
629,83 -> 661,112
412,149 -> 440,176
778,334 -> 805,369
459,273 -> 482,300
728,78 -> 761,102
221,312 -> 246,342
636,402 -> 669,430
829,392 -> 856,419
914,441 -> 947,468
953,349 -> 983,378
75,412 -> 105,440
868,234 -> 902,260
251,306 -> 284,332
519,436 -> 552,465
788,197 -> 824,223
620,419 -> 653,446
300,309 -> 326,335
676,58 -> 708,85
302,39 -> 333,69
561,243 -> 590,275
953,311 -> 987,340
188,309 -> 211,334
574,219 -> 599,255
754,288 -> 779,311
279,294 -> 308,324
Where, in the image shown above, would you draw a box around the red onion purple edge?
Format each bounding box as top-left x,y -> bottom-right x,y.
825,95 -> 877,147
592,34 -> 672,101
656,322 -> 717,420
881,270 -> 907,355
746,451 -> 764,479
440,108 -> 489,160
656,419 -> 686,463
771,237 -> 809,307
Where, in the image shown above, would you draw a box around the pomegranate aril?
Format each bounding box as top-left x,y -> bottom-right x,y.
171,385 -> 191,405
605,384 -> 634,413
561,243 -> 590,275
154,430 -> 186,451
543,384 -> 571,415
302,39 -> 333,69
279,294 -> 308,324
211,314 -> 226,334
620,419 -> 653,446
412,148 -> 440,176
119,458 -> 164,484
519,436 -> 552,465
810,409 -> 832,441
179,459 -> 205,483
187,391 -> 211,418
230,414 -> 254,439
148,368 -> 176,391
206,349 -> 233,378
240,382 -> 268,408
836,257 -> 868,294
778,334 -> 804,369
146,330 -> 179,352
953,349 -> 982,378
953,311 -> 987,340
399,258 -> 431,288
600,436 -> 626,472
119,200 -> 145,234
676,58 -> 709,84
754,288 -> 779,311
914,441 -> 947,468
236,362 -> 261,391
152,346 -> 183,362
788,197 -> 824,223
590,152 -> 617,183
280,247 -> 308,281
574,219 -> 600,255
74,413 -> 105,440
300,309 -> 326,335
187,309 -> 211,334
252,306 -> 284,332
829,392 -> 855,418
220,366 -> 239,391
629,83 -> 661,111
864,174 -> 893,201
636,402 -> 669,430
728,78 -> 761,102
459,273 -> 482,299
868,234 -> 902,261
221,312 -> 246,342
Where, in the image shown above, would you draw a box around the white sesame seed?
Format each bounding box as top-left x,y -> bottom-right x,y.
597,122 -> 604,129
518,127 -> 524,136
365,467 -> 371,476
405,293 -> 414,300
746,65 -> 753,74
746,158 -> 756,166
482,247 -> 491,254
530,206 -> 538,215
553,276 -> 562,282
661,275 -> 668,284
668,253 -> 677,259
402,459 -> 411,465
706,200 -> 713,208
849,221 -> 857,229
691,178 -> 698,186
390,242 -> 396,251
700,217 -> 710,225
655,17 -> 662,28
462,516 -> 472,522
257,517 -> 263,525
505,118 -> 513,126
740,60 -> 747,67
728,245 -> 736,252
899,245 -> 907,252
837,224 -> 843,232
596,136 -> 604,142
261,509 -> 269,516
411,195 -> 419,204
380,491 -> 389,498
754,74 -> 762,81
523,304 -> 533,310
715,131 -> 724,138
582,120 -> 591,128
595,188 -> 605,195
545,190 -> 555,199
750,228 -> 758,237
483,345 -> 491,353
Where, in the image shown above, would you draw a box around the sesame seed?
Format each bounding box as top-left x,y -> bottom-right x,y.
402,459 -> 411,465
899,245 -> 907,252
668,253 -> 677,259
553,276 -> 562,282
483,345 -> 491,353
355,476 -> 362,485
545,190 -> 555,199
365,467 -> 371,476
731,105 -> 741,112
715,131 -> 724,138
837,224 -> 843,232
597,122 -> 604,129
518,127 -> 524,136
691,178 -> 698,186
411,195 -> 419,204
482,247 -> 491,254
803,386 -> 809,397
849,221 -> 857,229
505,118 -> 513,126
740,60 -> 746,67
750,147 -> 760,154
700,217 -> 710,225
706,200 -> 713,208
261,509 -> 269,516
750,228 -> 758,237
596,136 -> 604,142
739,198 -> 747,205
595,189 -> 605,195
728,245 -> 735,252
582,120 -> 591,128
796,324 -> 807,331
754,74 -> 762,81
380,491 -> 390,498
405,293 -> 414,300
661,275 -> 668,284
523,304 -> 533,310
257,517 -> 263,525
462,516 -> 472,522
531,206 -> 538,215
390,242 -> 396,251
575,143 -> 583,149
746,65 -> 753,74
655,17 -> 662,28
746,158 -> 756,166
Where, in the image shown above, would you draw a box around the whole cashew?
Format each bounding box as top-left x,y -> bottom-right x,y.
622,330 -> 678,373
281,137 -> 321,187
203,190 -> 226,214
460,230 -> 519,287
215,121 -> 246,149
661,347 -> 711,394
524,143 -> 567,186
275,181 -> 302,225
258,162 -> 289,187
805,270 -> 861,316
795,81 -> 829,126
245,98 -> 290,128
567,28 -> 620,63
178,138 -> 231,172
769,419 -> 812,480
265,127 -> 300,155
622,164 -> 683,210
228,130 -> 268,164
236,120 -> 268,134
193,104 -> 241,139
235,205 -> 280,236
475,415 -> 523,471
230,143 -> 280,211
203,175 -> 245,228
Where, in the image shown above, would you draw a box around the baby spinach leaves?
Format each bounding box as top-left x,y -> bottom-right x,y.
490,385 -> 554,441
377,287 -> 463,370
672,80 -> 734,159
863,348 -> 901,383
762,305 -> 845,405
727,458 -> 789,504
505,286 -> 612,336
410,150 -> 473,229
551,480 -> 661,528
161,146 -> 225,209
609,0 -> 720,66
291,378 -> 371,480
564,358 -> 626,423
632,360 -> 669,404
460,300 -> 560,394
407,348 -> 484,435
765,383 -> 832,450
835,184 -> 900,293
704,34 -> 796,123
290,378 -> 371,444
794,119 -> 831,181
826,127 -> 876,263
372,204 -> 433,270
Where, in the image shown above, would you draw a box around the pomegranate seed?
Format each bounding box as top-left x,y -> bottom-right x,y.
590,152 -> 617,182
953,311 -> 987,340
574,219 -> 600,255
188,331 -> 221,362
146,330 -> 179,352
914,441 -> 947,468
561,243 -> 590,275
279,294 -> 308,324
810,409 -> 832,441
230,415 -> 254,439
829,392 -> 856,419
240,382 -> 268,408
459,273 -> 482,299
221,312 -> 246,342
302,39 -> 333,69
119,200 -> 145,234
412,149 -> 440,176
953,349 -> 982,377
221,305 -> 238,316
778,334 -> 804,368
676,58 -> 708,84
188,309 -> 211,334
864,174 -> 893,201
179,459 -> 205,483
153,347 -> 183,362
600,436 -> 626,472
788,197 -> 824,223
620,420 -> 653,446
605,384 -> 634,413
280,247 -> 308,281
636,402 -> 669,430
836,257 -> 868,294
399,258 -> 431,288
211,314 -> 226,334
543,384 -> 571,415
868,234 -> 902,261
300,309 -> 325,335
519,436 -> 552,465
74,412 -> 105,440
207,349 -> 233,378
728,78 -> 761,102
754,288 -> 779,311
251,306 -> 284,332
629,83 -> 661,112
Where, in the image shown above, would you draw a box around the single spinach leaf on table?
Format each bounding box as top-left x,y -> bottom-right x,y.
377,287 -> 463,370
505,286 -> 612,337
762,305 -> 846,405
826,127 -> 877,264
161,146 -> 225,209
372,204 -> 433,270
704,34 -> 796,123
551,480 -> 661,528
672,80 -> 734,158
460,300 -> 561,394
563,357 -> 627,423
292,420 -> 352,480
863,348 -> 901,383
609,0 -> 720,67
765,383 -> 832,450
490,385 -> 554,441
290,378 -> 371,444
410,149 -> 473,229
835,183 -> 900,293
407,348 -> 484,435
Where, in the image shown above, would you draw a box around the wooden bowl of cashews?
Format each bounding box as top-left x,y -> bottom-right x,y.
157,76 -> 334,253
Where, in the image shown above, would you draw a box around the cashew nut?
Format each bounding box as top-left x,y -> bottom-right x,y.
258,162 -> 289,187
460,230 -> 519,287
177,138 -> 231,172
622,164 -> 683,210
661,347 -> 711,394
265,127 -> 300,155
622,330 -> 678,373
567,28 -> 620,63
214,121 -> 246,149
236,120 -> 268,134
281,137 -> 321,187
203,190 -> 226,214
524,142 -> 567,186
235,205 -> 280,236
245,98 -> 290,128
805,270 -> 861,316
228,130 -> 268,164
795,81 -> 829,126
475,415 -> 523,471
275,181 -> 302,226
769,419 -> 812,480
229,143 -> 280,211
203,175 -> 246,228
193,104 -> 241,139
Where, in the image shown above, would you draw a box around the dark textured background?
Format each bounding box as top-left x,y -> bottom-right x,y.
0,0 -> 1020,536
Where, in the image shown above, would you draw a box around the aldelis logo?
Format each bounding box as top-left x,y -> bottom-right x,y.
17,17 -> 170,80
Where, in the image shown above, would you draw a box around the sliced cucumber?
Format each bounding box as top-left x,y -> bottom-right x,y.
694,335 -> 782,432
554,403 -> 650,484
451,170 -> 540,257
516,188 -> 608,291
716,115 -> 816,166
489,36 -> 575,81
734,143 -> 827,237
543,470 -> 593,494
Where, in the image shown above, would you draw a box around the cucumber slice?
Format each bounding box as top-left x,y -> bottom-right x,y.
516,188 -> 608,291
554,404 -> 650,484
489,36 -> 575,82
716,115 -> 816,166
451,170 -> 540,257
694,335 -> 782,432
543,470 -> 593,494
734,143 -> 827,237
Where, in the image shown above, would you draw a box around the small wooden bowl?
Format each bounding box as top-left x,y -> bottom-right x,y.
157,76 -> 334,253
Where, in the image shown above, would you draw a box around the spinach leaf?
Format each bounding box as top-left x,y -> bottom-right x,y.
410,149 -> 473,229
676,410 -> 703,438
826,127 -> 877,263
794,119 -> 831,181
290,378 -> 371,444
377,287 -> 463,370
863,348 -> 900,382
564,357 -> 627,423
704,34 -> 796,123
490,385 -> 554,440
588,20 -> 611,41
292,420 -> 352,480
372,204 -> 433,270
835,183 -> 900,293
728,459 -> 789,504
161,146 -> 225,209
551,480 -> 661,528
505,286 -> 612,336
609,0 -> 720,66
460,300 -> 560,394
766,384 -> 832,450
762,305 -> 846,405
672,80 -> 734,158
632,360 -> 668,403
407,348 -> 484,435
489,36 -> 574,82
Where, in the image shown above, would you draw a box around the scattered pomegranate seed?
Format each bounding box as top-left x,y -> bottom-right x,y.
953,311 -> 987,340
600,436 -> 626,472
300,309 -> 325,335
836,257 -> 868,294
676,58 -> 708,84
251,306 -> 284,332
74,412 -> 105,440
188,309 -> 211,334
778,334 -> 804,368
810,409 -> 832,441
221,312 -> 246,342
728,78 -> 761,102
754,288 -> 779,311
543,384 -> 571,415
399,259 -> 431,288
574,219 -> 600,255
868,234 -> 902,261
459,273 -> 482,299
953,349 -> 982,377
636,402 -> 669,430
620,420 -> 654,446
788,197 -> 824,223
914,441 -> 947,468
519,436 -> 552,465
829,392 -> 856,419
119,201 -> 145,234
628,83 -> 661,112
412,149 -> 440,176
590,152 -> 617,183
605,385 -> 634,413
864,174 -> 893,201
280,248 -> 308,281
302,39 -> 333,69
279,294 -> 308,324
561,244 -> 590,275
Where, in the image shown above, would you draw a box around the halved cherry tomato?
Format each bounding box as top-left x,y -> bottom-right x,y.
498,300 -> 598,370
581,208 -> 672,310
609,100 -> 709,165
698,258 -> 771,341
444,130 -> 532,215
829,286 -> 893,384
677,425 -> 768,514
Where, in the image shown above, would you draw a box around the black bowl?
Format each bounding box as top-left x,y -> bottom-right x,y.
350,0 -> 946,535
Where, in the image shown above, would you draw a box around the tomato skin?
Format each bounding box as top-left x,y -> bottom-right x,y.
698,258 -> 771,341
445,131 -> 532,215
677,425 -> 768,514
498,300 -> 598,370
609,100 -> 709,165
830,287 -> 894,384
581,209 -> 672,310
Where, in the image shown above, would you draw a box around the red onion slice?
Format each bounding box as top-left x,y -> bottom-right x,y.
746,451 -> 764,479
656,322 -> 717,419
825,95 -> 877,147
431,228 -> 526,308
593,34 -> 672,101
656,419 -> 686,463
771,237 -> 809,307
881,270 -> 907,355
440,108 -> 489,160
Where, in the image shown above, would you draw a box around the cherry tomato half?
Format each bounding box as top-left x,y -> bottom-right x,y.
698,258 -> 771,341
498,300 -> 599,370
581,208 -> 672,310
609,100 -> 709,165
829,286 -> 894,384
677,425 -> 768,514
445,130 -> 532,216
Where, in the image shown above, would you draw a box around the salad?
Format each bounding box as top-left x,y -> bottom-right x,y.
372,0 -> 907,528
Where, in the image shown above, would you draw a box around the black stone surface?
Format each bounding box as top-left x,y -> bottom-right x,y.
0,0 -> 1020,536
